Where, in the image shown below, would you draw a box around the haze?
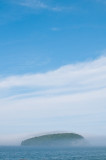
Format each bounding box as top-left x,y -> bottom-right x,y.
0,0 -> 106,145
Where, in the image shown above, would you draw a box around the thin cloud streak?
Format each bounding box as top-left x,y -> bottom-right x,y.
16,0 -> 73,12
0,56 -> 106,93
19,0 -> 48,9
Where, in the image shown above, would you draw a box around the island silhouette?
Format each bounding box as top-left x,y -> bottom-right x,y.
21,133 -> 86,147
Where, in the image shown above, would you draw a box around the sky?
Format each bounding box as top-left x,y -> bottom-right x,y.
0,0 -> 106,145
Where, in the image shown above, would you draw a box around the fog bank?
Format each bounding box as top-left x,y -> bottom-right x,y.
86,136 -> 106,146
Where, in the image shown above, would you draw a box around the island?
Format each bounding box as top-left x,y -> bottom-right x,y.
21,133 -> 86,147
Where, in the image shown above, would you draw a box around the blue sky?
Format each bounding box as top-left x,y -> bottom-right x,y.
0,0 -> 106,75
0,0 -> 106,145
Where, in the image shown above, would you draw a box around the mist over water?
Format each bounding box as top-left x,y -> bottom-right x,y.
0,135 -> 106,160
0,131 -> 106,147
87,136 -> 106,147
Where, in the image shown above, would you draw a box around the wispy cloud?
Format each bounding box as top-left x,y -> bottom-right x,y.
18,0 -> 48,9
0,56 -> 106,144
51,6 -> 73,12
15,0 -> 73,12
0,56 -> 106,92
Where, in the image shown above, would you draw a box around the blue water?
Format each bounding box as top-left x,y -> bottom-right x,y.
0,146 -> 106,160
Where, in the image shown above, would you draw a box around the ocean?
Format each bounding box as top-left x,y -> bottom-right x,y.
0,146 -> 106,160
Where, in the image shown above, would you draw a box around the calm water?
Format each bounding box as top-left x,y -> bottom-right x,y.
0,146 -> 106,160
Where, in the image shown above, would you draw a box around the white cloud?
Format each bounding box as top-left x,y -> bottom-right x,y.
0,56 -> 106,144
0,56 -> 106,92
19,0 -> 48,9
16,0 -> 73,12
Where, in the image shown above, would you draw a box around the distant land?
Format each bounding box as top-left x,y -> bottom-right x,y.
21,133 -> 86,147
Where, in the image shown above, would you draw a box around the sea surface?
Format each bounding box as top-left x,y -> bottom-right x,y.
0,146 -> 106,160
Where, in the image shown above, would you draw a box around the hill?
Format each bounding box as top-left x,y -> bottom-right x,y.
21,133 -> 85,147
